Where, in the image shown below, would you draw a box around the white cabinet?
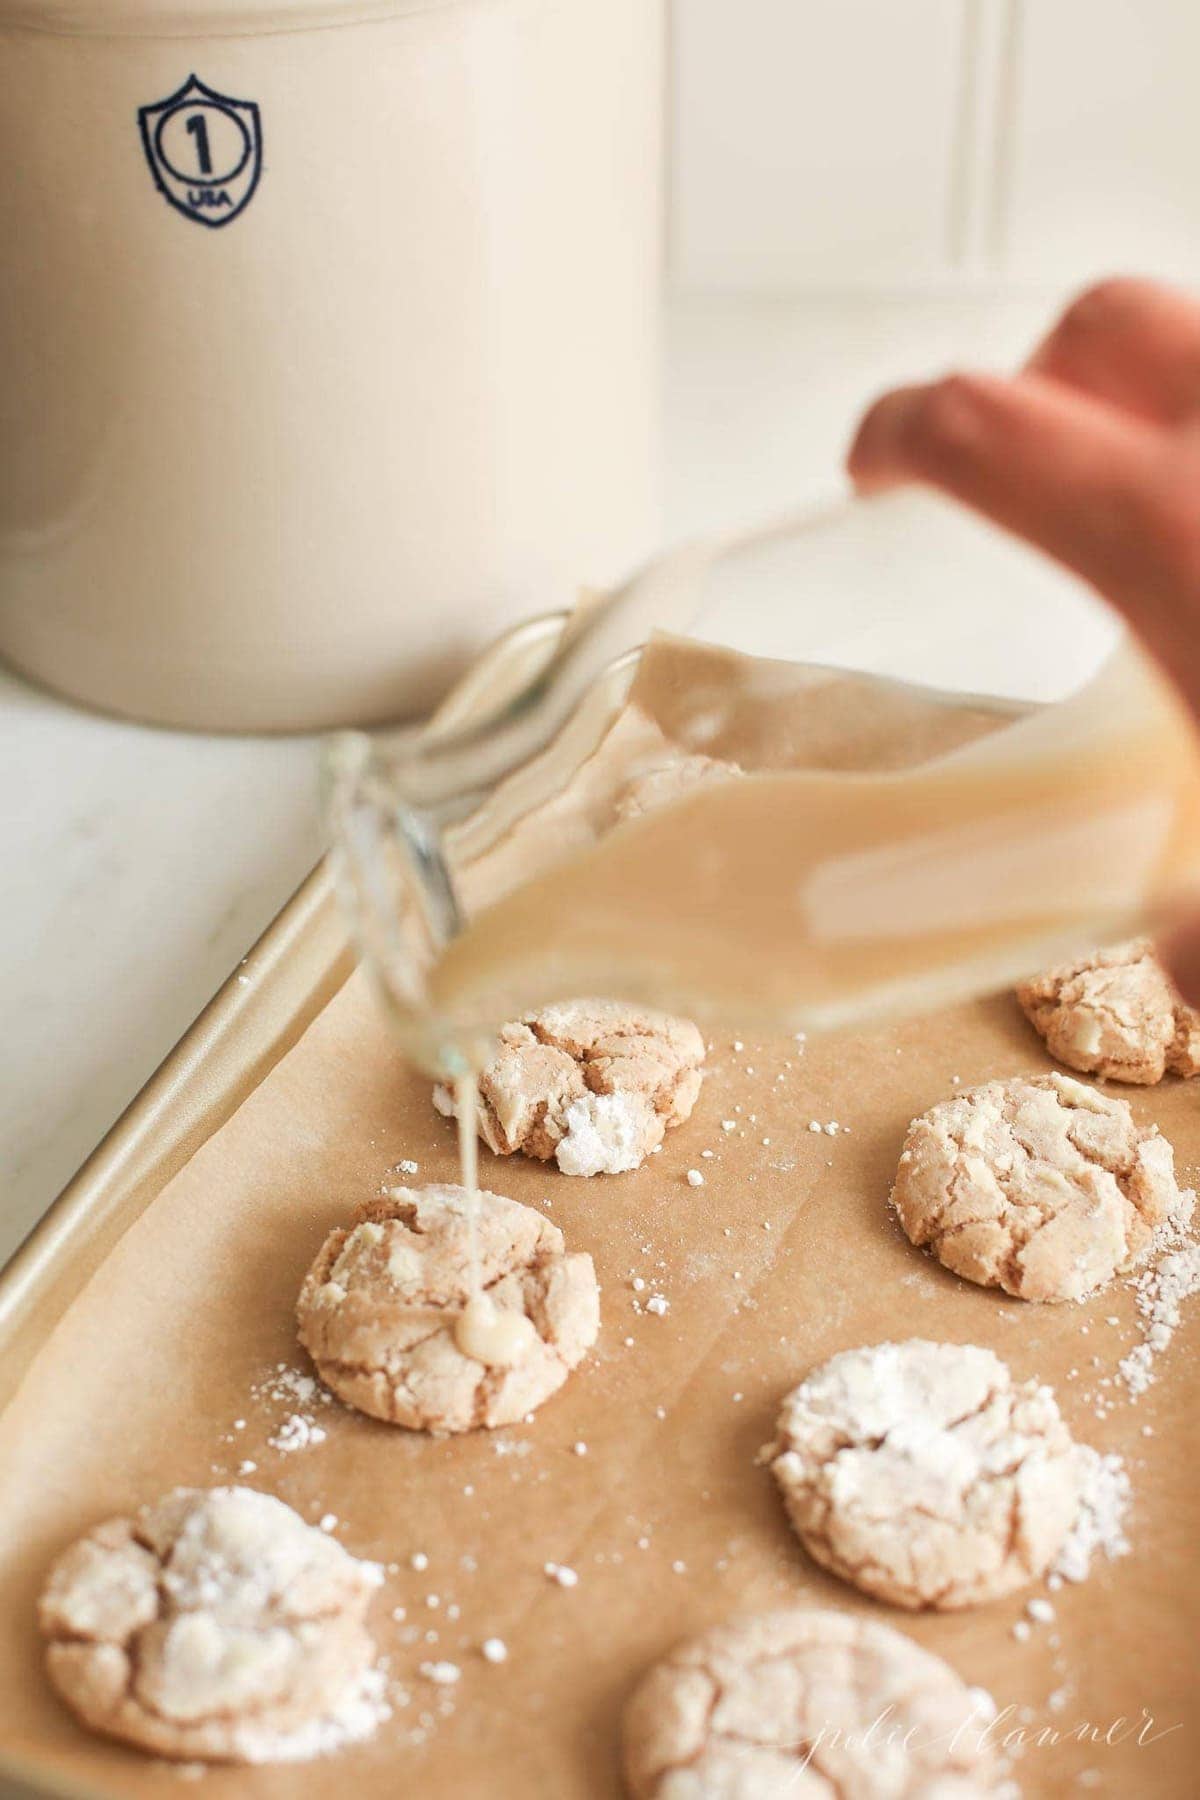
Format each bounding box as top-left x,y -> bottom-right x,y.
671,0 -> 1200,293
671,0 -> 967,289
1002,0 -> 1200,285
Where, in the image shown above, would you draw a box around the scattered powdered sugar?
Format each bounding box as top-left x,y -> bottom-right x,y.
1053,1447 -> 1131,1582
1118,1235 -> 1200,1398
254,1365 -> 330,1410
250,1364 -> 334,1454
419,1661 -> 461,1686
239,1665 -> 392,1763
269,1413 -> 328,1453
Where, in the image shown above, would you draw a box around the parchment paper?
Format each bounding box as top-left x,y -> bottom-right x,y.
1,649 -> 1196,1800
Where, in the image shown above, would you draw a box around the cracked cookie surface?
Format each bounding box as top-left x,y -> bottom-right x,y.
622,1606 -> 1008,1797
434,1000 -> 706,1176
614,751 -> 741,824
892,1071 -> 1185,1303
762,1340 -> 1084,1611
1017,938 -> 1200,1084
297,1184 -> 599,1431
38,1486 -> 382,1762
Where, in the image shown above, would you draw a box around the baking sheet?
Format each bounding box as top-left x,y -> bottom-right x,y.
0,649 -> 1196,1800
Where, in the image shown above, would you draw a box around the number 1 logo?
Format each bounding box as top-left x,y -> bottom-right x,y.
138,75 -> 263,229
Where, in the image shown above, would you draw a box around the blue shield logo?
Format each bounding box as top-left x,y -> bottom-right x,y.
138,75 -> 262,229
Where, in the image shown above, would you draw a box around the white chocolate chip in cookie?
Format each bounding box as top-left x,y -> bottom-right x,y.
296,1185 -> 599,1433
434,1000 -> 705,1176
892,1072 -> 1186,1303
38,1488 -> 383,1763
1018,938 -> 1200,1084
762,1340 -> 1086,1611
622,1607 -> 1010,1797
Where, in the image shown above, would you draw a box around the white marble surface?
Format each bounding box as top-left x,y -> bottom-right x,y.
0,290 -> 1060,1263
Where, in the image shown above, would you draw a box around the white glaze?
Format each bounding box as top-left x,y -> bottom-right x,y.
456,1292 -> 538,1369
452,1071 -> 538,1369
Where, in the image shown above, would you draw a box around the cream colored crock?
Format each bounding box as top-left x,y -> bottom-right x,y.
0,0 -> 663,729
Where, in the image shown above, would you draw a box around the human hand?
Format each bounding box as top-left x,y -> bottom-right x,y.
847,277 -> 1200,1001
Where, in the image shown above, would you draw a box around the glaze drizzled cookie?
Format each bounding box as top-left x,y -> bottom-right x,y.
434,1000 -> 705,1176
1018,939 -> 1200,1084
39,1487 -> 383,1763
623,1607 -> 1009,1796
761,1340 -> 1085,1610
892,1071 -> 1186,1302
297,1185 -> 599,1432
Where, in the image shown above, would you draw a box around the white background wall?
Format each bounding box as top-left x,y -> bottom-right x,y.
671,0 -> 1200,294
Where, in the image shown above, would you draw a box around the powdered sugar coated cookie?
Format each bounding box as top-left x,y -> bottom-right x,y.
762,1340 -> 1085,1610
297,1185 -> 599,1432
1018,938 -> 1200,1084
434,1000 -> 705,1176
622,1607 -> 1009,1797
39,1487 -> 383,1763
892,1071 -> 1185,1302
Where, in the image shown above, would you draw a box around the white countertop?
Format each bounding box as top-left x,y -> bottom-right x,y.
0,291 -> 1057,1262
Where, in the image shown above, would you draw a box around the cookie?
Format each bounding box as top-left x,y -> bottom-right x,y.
1017,938 -> 1200,1084
622,1607 -> 1008,1797
892,1071 -> 1185,1303
39,1486 -> 382,1763
762,1340 -> 1084,1611
614,751 -> 741,823
297,1185 -> 599,1432
434,1000 -> 705,1176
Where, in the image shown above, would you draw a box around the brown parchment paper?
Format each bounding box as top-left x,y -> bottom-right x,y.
1,648 -> 1197,1800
